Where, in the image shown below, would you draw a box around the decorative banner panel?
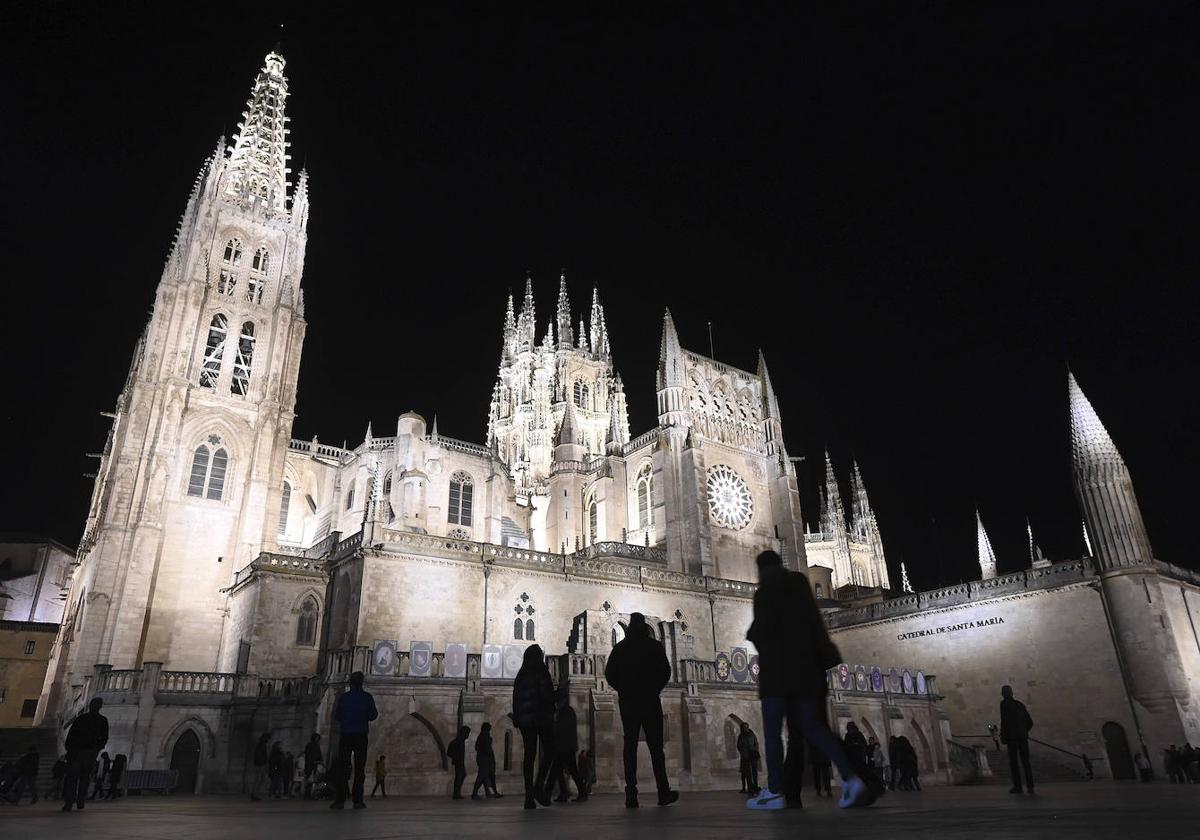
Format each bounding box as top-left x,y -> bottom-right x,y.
854,665 -> 868,692
715,652 -> 731,682
888,668 -> 902,693
372,640 -> 397,676
836,663 -> 852,691
902,669 -> 914,694
409,640 -> 433,677
503,644 -> 526,678
731,647 -> 749,683
916,671 -> 928,695
748,655 -> 760,684
481,644 -> 503,678
445,643 -> 468,679
870,666 -> 884,693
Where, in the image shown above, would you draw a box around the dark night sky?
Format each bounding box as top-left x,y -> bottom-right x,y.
2,4 -> 1195,588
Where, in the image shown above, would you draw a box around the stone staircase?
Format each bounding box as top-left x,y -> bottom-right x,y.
978,745 -> 1091,785
0,727 -> 62,799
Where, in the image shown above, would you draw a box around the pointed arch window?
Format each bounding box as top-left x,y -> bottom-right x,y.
247,247 -> 269,304
218,238 -> 242,296
187,438 -> 229,500
636,463 -> 653,530
587,493 -> 598,546
230,321 -> 255,397
199,314 -> 228,388
448,471 -> 474,527
346,486 -> 355,511
278,481 -> 292,536
513,618 -> 524,640
572,381 -> 590,409
295,596 -> 319,646
513,593 -> 536,640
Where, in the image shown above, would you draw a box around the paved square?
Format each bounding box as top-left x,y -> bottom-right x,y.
2,784 -> 1197,839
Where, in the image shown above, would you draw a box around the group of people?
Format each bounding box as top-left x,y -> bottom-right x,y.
1163,744 -> 1200,783
7,696 -> 115,813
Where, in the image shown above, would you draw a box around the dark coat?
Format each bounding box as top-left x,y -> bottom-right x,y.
447,735 -> 467,766
512,664 -> 555,730
475,731 -> 494,761
268,747 -> 283,776
15,751 -> 38,777
253,738 -> 270,767
64,709 -> 109,753
554,706 -> 579,755
999,697 -> 1034,744
746,565 -> 835,699
604,629 -> 671,702
334,687 -> 379,735
304,739 -> 322,771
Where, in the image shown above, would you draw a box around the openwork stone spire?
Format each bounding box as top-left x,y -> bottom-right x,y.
556,271 -> 573,350
1069,372 -> 1122,468
224,51 -> 291,218
976,509 -> 997,580
900,562 -> 914,594
819,451 -> 845,536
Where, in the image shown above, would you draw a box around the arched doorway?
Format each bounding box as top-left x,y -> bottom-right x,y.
908,719 -> 933,775
1102,722 -> 1135,780
170,730 -> 201,794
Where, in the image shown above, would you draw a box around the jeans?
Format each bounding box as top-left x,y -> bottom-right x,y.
334,732 -> 369,805
619,696 -> 670,796
519,725 -> 553,799
760,696 -> 854,795
1007,740 -> 1034,791
63,750 -> 99,808
452,761 -> 467,797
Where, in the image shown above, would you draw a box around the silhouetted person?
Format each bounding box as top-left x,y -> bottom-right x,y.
898,736 -> 921,791
472,722 -> 501,799
809,741 -> 832,797
90,751 -> 110,799
737,722 -> 761,794
746,550 -> 873,810
331,670 -> 378,810
448,726 -> 470,799
1134,750 -> 1152,782
250,731 -> 271,801
1081,752 -> 1094,780
8,745 -> 39,804
283,751 -> 296,798
268,741 -> 285,798
547,698 -> 588,802
106,753 -> 126,799
49,755 -> 68,800
999,685 -> 1034,794
605,612 -> 678,808
888,736 -> 900,789
1165,746 -> 1183,783
512,644 -> 555,809
303,733 -> 322,799
371,754 -> 387,798
578,749 -> 595,797
62,696 -> 108,812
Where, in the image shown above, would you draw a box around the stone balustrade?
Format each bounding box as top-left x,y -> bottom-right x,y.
623,429 -> 659,455
158,671 -> 237,694
99,668 -> 141,692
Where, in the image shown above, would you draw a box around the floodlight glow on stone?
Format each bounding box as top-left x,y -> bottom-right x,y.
705,464 -> 753,529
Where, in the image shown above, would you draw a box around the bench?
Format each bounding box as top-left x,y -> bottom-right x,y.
121,768 -> 180,795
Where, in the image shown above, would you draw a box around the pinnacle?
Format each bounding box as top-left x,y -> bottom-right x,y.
223,51 -> 292,217
556,397 -> 582,447
976,509 -> 997,577
1068,373 -> 1123,466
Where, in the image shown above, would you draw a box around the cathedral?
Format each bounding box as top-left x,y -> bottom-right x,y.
36,51 -> 1200,794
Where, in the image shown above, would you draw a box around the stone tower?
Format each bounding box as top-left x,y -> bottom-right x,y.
41,51 -> 309,719
1069,373 -> 1196,753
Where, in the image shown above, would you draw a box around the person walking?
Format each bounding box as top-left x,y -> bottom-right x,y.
809,740 -> 832,797
90,751 -> 110,800
513,644 -> 556,809
1080,752 -> 1094,780
745,550 -> 874,811
303,733 -> 322,799
872,738 -> 889,790
1134,750 -> 1152,782
899,737 -> 922,791
331,670 -> 378,810
282,751 -> 296,798
370,754 -> 387,798
577,749 -> 596,797
250,731 -> 271,801
268,741 -> 285,799
737,722 -> 761,795
447,726 -> 470,799
105,753 -> 126,799
547,698 -> 588,803
1165,746 -> 1183,783
999,685 -> 1035,794
604,612 -> 679,809
471,723 -> 501,799
7,745 -> 40,804
61,697 -> 109,812
48,755 -> 68,801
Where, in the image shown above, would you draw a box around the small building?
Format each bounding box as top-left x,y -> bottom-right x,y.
0,620 -> 59,727
0,535 -> 73,624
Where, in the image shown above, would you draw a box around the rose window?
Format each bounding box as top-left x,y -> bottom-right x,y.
705,465 -> 753,530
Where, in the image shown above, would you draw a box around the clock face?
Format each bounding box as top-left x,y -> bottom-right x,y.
705,464 -> 753,530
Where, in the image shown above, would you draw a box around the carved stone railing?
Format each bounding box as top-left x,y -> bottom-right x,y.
680,658 -> 718,684
574,541 -> 667,565
99,669 -> 141,692
428,435 -> 491,458
250,675 -> 322,699
623,429 -> 659,455
158,671 -> 236,694
230,553 -> 326,589
289,438 -> 349,460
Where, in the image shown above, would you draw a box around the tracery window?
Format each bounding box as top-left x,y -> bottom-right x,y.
513,593 -> 535,640
230,321 -> 255,396
636,463 -> 652,530
218,238 -> 242,297
448,471 -> 474,527
346,486 -> 355,511
247,247 -> 269,304
587,493 -> 598,545
199,314 -> 228,388
278,481 -> 291,536
573,380 -> 590,409
295,596 -> 318,646
187,436 -> 229,500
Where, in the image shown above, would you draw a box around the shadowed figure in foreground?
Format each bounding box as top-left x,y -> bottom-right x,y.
331,670 -> 378,810
62,697 -> 109,812
746,550 -> 874,810
604,612 -> 678,808
1000,685 -> 1035,794
512,644 -> 556,809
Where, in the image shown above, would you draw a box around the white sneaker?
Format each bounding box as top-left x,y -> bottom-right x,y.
838,776 -> 875,809
746,788 -> 785,810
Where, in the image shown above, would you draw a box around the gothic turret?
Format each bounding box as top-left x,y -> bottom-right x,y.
556,272 -> 573,350
976,510 -> 998,580
502,291 -> 517,360
1069,373 -> 1154,570
900,562 -> 914,593
222,50 -> 291,219
757,350 -> 786,460
656,309 -> 690,430
819,451 -> 846,537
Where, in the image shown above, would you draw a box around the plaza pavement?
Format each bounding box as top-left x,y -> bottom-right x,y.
1,783 -> 1196,839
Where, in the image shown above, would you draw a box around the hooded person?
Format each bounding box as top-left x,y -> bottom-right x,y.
512,644 -> 556,809
745,550 -> 873,810
603,612 -> 678,808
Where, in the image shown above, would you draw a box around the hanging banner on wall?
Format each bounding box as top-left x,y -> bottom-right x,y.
372,640 -> 398,676
731,647 -> 749,683
715,652 -> 731,682
445,643 -> 468,679
503,644 -> 525,678
870,666 -> 884,693
409,640 -> 433,677
481,644 -> 503,678
748,655 -> 760,684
